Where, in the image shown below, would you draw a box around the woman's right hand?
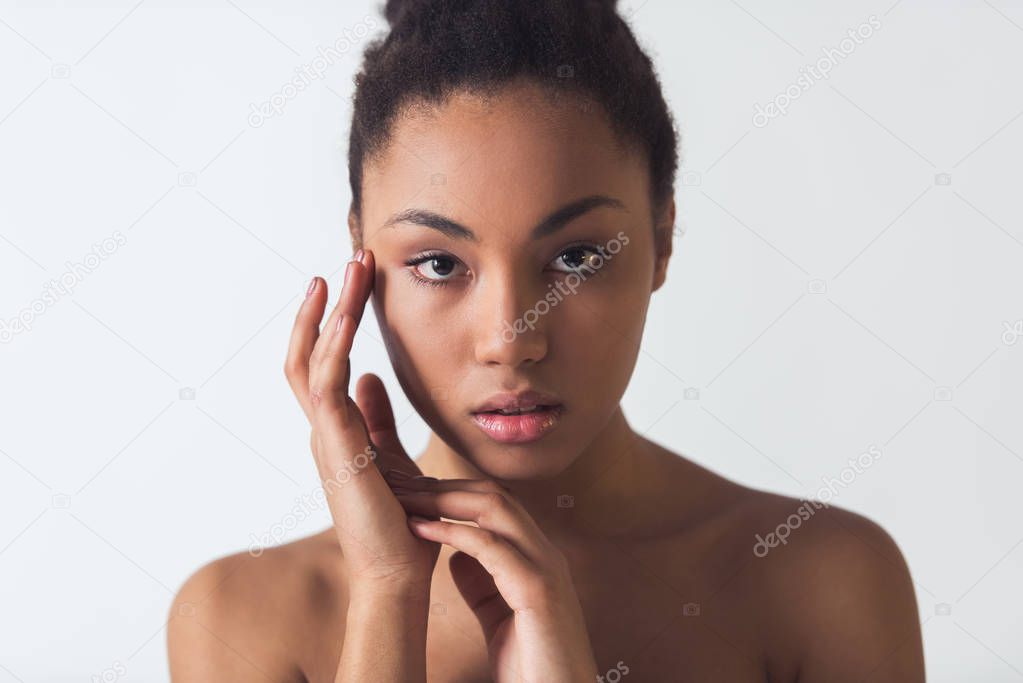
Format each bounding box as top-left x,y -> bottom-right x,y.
285,249 -> 440,596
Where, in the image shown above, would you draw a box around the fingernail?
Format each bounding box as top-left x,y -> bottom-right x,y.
343,261 -> 354,289
305,277 -> 317,298
353,248 -> 364,263
385,468 -> 412,480
335,313 -> 344,333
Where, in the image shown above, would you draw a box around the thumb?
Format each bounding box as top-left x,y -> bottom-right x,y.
354,373 -> 417,473
449,550 -> 511,643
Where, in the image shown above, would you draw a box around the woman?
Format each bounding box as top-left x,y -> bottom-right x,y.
168,0 -> 925,680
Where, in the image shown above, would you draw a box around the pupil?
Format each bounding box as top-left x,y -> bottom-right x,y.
563,250 -> 586,269
432,258 -> 453,276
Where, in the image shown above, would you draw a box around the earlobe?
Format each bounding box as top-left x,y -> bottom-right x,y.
347,207 -> 363,253
651,198 -> 676,292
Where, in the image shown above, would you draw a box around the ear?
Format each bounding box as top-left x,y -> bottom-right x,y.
651,197 -> 675,292
347,206 -> 363,253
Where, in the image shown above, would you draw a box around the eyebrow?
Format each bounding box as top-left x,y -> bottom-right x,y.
382,194 -> 627,242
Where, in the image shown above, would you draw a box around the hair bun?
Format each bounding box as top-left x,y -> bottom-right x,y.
386,0 -> 619,26
384,0 -> 425,26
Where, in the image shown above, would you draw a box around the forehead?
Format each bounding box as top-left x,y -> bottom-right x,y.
361,80 -> 648,240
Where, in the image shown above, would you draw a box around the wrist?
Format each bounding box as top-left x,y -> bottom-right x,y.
348,576 -> 432,605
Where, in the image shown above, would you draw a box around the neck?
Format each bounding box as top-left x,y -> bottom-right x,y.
414,405 -> 657,545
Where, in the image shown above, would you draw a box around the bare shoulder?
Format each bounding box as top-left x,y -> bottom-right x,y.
167,528 -> 346,683
647,441 -> 924,681
734,490 -> 924,681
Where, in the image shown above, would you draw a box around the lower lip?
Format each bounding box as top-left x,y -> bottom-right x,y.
471,406 -> 565,444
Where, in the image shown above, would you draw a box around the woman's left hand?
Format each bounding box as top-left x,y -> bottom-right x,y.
383,472 -> 600,683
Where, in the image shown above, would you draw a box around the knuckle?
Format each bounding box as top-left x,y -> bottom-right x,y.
481,491 -> 511,513
476,528 -> 501,553
478,479 -> 507,495
477,491 -> 513,525
284,356 -> 306,379
549,547 -> 571,573
522,573 -> 560,603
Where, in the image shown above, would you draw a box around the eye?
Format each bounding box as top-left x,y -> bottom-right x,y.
549,245 -> 605,275
404,251 -> 465,287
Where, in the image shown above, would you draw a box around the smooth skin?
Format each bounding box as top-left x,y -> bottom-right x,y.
167,78 -> 925,682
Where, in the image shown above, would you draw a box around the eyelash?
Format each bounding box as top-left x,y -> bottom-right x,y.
403,244 -> 606,289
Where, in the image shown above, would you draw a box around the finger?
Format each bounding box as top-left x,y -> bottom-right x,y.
394,489 -> 552,566
406,516 -> 540,609
310,248 -> 376,368
382,476 -> 510,494
355,373 -> 406,457
309,257 -> 367,376
285,276 -> 327,420
448,551 -> 510,644
311,308 -> 359,416
355,373 -> 420,478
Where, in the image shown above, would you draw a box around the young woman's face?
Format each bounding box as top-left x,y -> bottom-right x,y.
357,79 -> 670,480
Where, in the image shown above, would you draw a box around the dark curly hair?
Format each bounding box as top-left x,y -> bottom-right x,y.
347,0 -> 679,243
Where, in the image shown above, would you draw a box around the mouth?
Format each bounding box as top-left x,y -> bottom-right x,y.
470,391 -> 565,444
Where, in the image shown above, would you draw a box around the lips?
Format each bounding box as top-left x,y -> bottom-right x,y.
470,390 -> 565,444
471,390 -> 563,415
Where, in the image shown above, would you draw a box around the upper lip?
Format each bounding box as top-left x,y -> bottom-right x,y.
472,390 -> 563,413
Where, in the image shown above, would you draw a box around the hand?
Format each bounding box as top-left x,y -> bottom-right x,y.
285,249 -> 440,594
383,474 -> 600,682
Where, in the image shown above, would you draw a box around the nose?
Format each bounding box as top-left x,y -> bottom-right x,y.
473,270 -> 550,368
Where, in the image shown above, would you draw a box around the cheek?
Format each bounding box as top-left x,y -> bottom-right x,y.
376,285 -> 468,383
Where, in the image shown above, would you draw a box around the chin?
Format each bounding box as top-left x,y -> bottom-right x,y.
456,431 -> 580,481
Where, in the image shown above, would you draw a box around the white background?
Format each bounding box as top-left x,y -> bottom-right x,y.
1,0 -> 1021,681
